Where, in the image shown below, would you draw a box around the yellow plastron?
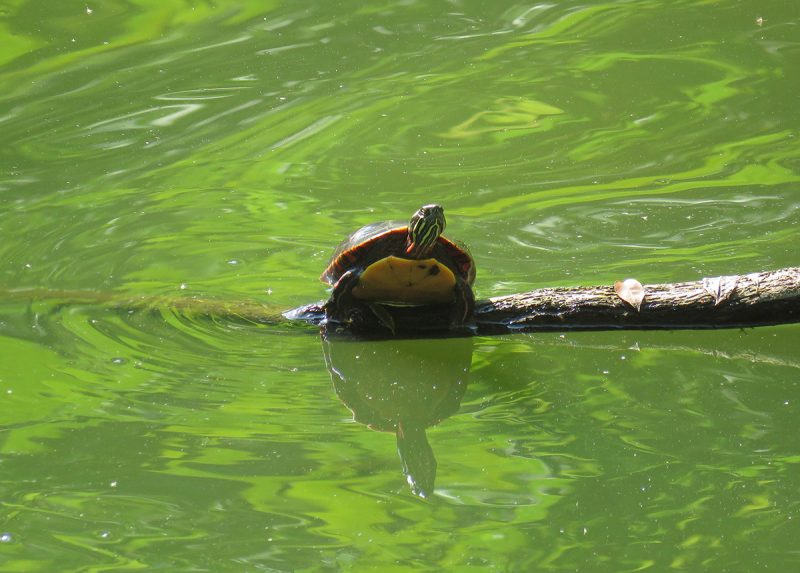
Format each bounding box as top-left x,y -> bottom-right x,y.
351,255 -> 456,304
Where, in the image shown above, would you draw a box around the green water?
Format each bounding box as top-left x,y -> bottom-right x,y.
1,1 -> 798,571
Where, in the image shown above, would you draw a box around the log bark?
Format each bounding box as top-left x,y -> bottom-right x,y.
3,267 -> 799,337
474,266 -> 800,335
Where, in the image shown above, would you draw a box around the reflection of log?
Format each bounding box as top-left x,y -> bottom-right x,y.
4,267 -> 799,337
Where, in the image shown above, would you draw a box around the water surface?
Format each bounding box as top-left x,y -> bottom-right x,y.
1,1 -> 798,571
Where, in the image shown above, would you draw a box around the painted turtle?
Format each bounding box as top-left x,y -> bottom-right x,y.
321,204 -> 476,328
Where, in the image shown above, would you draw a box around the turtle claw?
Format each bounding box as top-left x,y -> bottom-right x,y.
367,303 -> 396,334
324,268 -> 363,325
449,276 -> 476,330
324,301 -> 366,328
326,268 -> 402,334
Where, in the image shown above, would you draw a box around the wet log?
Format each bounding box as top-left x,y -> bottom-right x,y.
474,266 -> 800,334
287,267 -> 800,336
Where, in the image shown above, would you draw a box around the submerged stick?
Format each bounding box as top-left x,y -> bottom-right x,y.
3,267 -> 799,336
2,288 -> 289,325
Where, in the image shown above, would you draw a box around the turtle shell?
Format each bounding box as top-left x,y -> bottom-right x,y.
320,221 -> 475,305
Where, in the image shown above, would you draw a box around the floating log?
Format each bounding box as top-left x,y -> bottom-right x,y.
287,267 -> 800,336
475,266 -> 800,334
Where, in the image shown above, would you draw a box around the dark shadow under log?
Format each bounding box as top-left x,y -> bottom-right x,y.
3,267 -> 799,337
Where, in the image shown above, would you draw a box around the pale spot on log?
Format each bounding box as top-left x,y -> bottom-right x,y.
702,275 -> 738,306
614,278 -> 645,312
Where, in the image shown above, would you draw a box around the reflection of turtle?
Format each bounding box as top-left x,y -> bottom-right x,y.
323,336 -> 473,498
321,205 -> 476,329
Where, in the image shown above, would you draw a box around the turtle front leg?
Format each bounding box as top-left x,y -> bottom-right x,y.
324,269 -> 363,324
325,270 -> 398,332
450,277 -> 476,328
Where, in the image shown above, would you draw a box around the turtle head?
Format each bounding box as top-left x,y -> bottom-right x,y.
406,204 -> 446,257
